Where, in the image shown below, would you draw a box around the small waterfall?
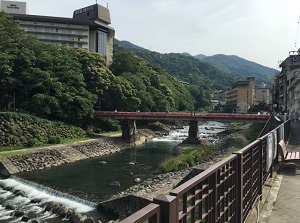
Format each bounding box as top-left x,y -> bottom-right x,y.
0,175 -> 97,223
10,175 -> 97,209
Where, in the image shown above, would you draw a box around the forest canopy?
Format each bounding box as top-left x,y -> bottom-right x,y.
0,12 -> 211,128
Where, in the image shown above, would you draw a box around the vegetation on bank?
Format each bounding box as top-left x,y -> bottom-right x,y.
156,145 -> 215,173
0,112 -> 87,148
246,123 -> 265,142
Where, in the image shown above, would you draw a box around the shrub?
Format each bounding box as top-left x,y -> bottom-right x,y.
48,135 -> 61,144
26,138 -> 42,147
156,145 -> 214,173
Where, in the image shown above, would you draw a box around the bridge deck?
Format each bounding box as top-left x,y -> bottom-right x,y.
95,111 -> 270,123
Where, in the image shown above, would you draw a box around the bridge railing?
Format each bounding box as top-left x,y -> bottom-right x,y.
94,111 -> 271,120
119,119 -> 290,223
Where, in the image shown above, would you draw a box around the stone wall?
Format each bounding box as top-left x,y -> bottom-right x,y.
0,137 -> 130,177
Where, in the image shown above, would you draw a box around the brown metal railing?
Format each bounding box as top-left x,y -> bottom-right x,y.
120,119 -> 291,223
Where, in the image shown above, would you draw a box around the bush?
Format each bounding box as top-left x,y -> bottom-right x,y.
97,118 -> 121,132
26,138 -> 42,147
48,135 -> 61,144
156,145 -> 214,173
246,123 -> 264,142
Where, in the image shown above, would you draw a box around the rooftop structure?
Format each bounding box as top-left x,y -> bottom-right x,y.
1,1 -> 114,66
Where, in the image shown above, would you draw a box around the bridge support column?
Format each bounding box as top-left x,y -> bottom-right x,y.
122,120 -> 137,142
182,120 -> 201,144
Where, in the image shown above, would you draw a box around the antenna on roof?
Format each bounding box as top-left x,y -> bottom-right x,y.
107,2 -> 108,8
295,13 -> 300,49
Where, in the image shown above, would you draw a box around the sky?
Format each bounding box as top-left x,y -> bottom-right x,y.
11,0 -> 300,69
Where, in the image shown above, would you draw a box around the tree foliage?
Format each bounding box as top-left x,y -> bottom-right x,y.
0,11 -> 224,130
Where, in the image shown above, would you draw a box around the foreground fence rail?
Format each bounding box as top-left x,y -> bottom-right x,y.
120,119 -> 290,223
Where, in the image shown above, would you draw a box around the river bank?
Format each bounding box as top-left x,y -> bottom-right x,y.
0,129 -> 154,176
0,124 -> 251,222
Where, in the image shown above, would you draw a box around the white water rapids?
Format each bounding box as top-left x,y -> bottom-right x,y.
0,176 -> 96,223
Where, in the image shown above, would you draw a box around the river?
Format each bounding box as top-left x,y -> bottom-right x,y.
0,121 -> 227,223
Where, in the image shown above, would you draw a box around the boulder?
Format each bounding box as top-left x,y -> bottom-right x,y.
13,210 -> 25,217
84,217 -> 95,223
109,181 -> 121,187
5,204 -> 15,210
134,178 -> 141,183
57,207 -> 69,218
13,189 -> 26,197
45,201 -> 59,211
30,198 -> 41,204
21,215 -> 30,222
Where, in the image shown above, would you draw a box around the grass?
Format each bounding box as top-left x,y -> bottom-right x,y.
0,145 -> 26,153
217,137 -> 244,160
219,146 -> 242,160
0,150 -> 29,157
156,144 -> 215,173
0,136 -> 95,157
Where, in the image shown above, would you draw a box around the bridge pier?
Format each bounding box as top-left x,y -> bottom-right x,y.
182,120 -> 201,144
122,119 -> 137,142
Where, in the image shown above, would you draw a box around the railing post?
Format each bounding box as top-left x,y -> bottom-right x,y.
234,152 -> 243,222
153,194 -> 178,223
258,139 -> 263,199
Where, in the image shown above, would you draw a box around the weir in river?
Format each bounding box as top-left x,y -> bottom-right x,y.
0,121 -> 227,222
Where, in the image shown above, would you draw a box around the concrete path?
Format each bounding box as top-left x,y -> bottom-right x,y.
259,121 -> 300,223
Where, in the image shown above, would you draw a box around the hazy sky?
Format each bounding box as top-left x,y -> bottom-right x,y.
15,0 -> 300,69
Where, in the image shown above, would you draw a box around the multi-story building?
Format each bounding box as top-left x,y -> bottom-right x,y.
255,84 -> 272,111
0,0 -> 114,66
225,77 -> 255,113
274,50 -> 300,120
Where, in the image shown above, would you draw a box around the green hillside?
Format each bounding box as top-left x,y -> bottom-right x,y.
115,40 -> 277,87
114,40 -> 240,91
200,54 -> 278,84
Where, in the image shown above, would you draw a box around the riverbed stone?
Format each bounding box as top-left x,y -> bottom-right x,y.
13,210 -> 25,217
134,177 -> 141,183
84,217 -> 95,223
57,207 -> 69,218
5,204 -> 15,210
109,181 -> 121,187
21,215 -> 29,222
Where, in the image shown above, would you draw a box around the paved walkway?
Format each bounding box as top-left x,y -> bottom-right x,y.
259,121 -> 300,223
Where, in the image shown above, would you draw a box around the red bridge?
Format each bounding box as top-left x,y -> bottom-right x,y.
95,111 -> 271,143
95,111 -> 270,122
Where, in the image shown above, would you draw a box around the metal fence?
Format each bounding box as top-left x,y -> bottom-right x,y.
120,119 -> 290,223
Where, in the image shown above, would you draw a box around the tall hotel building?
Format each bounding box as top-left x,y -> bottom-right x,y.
225,77 -> 255,113
0,0 -> 115,66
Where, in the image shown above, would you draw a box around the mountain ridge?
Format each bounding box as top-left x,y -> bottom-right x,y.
114,39 -> 277,87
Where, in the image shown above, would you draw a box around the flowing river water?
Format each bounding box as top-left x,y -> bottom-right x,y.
0,121 -> 227,223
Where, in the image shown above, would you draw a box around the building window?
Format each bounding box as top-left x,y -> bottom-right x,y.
97,29 -> 107,56
78,43 -> 82,48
